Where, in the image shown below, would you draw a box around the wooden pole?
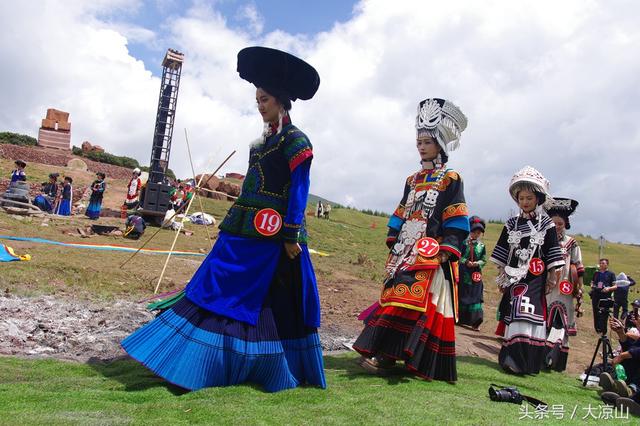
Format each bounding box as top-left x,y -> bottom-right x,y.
119,151 -> 236,269
184,128 -> 212,246
153,171 -> 208,294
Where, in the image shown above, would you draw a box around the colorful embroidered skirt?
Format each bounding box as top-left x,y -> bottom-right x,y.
498,279 -> 548,375
543,303 -> 572,372
353,266 -> 457,382
122,252 -> 326,392
499,321 -> 547,375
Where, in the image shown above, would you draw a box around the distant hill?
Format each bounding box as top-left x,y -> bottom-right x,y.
307,193 -> 341,208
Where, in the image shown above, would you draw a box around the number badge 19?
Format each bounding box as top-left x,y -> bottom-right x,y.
254,208 -> 282,236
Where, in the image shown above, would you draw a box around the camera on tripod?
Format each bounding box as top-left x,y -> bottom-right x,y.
598,298 -> 615,310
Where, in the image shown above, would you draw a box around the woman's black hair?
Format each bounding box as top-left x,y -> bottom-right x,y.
261,86 -> 292,111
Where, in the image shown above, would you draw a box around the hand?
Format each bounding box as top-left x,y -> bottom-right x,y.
609,317 -> 624,332
612,355 -> 624,365
284,242 -> 302,259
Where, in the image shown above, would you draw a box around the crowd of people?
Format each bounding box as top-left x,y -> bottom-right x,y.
6,156 -> 201,229
6,159 -> 110,219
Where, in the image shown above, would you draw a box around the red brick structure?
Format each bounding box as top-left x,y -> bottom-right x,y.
225,172 -> 245,180
37,108 -> 71,150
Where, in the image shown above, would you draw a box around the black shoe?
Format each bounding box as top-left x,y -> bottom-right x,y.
600,391 -> 620,405
599,373 -> 615,392
614,379 -> 634,398
616,397 -> 640,417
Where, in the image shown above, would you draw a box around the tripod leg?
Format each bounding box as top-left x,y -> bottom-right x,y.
602,337 -> 614,372
583,337 -> 604,386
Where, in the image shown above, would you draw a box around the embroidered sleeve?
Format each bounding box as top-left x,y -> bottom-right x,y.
387,176 -> 411,242
283,130 -> 313,172
459,241 -> 470,263
570,241 -> 585,275
282,159 -> 311,242
490,226 -> 510,267
439,171 -> 469,259
542,226 -> 564,270
477,243 -> 487,269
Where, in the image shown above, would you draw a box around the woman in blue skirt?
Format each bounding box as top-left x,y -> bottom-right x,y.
122,46 -> 326,393
86,172 -> 106,219
56,176 -> 73,216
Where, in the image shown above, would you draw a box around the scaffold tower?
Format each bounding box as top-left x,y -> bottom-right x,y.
149,48 -> 184,184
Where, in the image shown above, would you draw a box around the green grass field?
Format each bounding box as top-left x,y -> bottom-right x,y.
0,353 -> 632,425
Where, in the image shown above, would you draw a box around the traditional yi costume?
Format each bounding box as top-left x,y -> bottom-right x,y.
458,216 -> 487,329
543,197 -> 583,372
491,166 -> 564,375
10,160 -> 26,183
122,47 -> 326,392
57,179 -> 73,216
34,173 -> 59,213
86,173 -> 106,219
124,168 -> 142,209
354,98 -> 470,382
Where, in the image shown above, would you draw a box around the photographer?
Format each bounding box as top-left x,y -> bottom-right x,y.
590,258 -> 617,333
626,300 -> 640,334
600,316 -> 640,416
606,317 -> 640,395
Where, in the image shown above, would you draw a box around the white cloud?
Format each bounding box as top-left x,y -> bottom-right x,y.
235,3 -> 264,36
1,0 -> 639,244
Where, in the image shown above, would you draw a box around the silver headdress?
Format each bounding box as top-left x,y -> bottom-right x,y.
508,166 -> 550,204
415,98 -> 468,154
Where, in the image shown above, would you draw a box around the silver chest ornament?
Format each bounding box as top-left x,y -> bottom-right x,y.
498,221 -> 546,288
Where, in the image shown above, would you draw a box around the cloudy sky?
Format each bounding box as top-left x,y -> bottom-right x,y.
1,0 -> 639,243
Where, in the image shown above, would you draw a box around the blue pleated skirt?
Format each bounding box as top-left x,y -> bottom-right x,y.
57,199 -> 71,216
122,252 -> 326,392
85,199 -> 102,219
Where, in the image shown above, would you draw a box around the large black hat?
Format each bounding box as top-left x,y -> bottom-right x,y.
237,46 -> 320,101
544,197 -> 579,229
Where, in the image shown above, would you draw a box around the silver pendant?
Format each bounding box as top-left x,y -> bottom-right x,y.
507,230 -> 522,245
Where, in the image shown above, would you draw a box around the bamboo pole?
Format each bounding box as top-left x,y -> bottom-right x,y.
153,171 -> 208,293
184,128 -> 212,246
119,150 -> 236,269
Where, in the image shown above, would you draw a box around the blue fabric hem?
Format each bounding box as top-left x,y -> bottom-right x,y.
122,307 -> 326,392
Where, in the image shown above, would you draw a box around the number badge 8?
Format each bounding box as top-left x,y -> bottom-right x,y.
559,280 -> 574,295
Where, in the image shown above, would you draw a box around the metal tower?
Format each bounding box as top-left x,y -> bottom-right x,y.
140,48 -> 184,222
149,48 -> 184,183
